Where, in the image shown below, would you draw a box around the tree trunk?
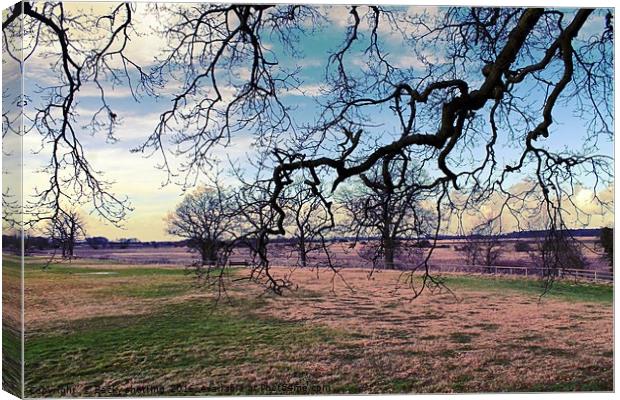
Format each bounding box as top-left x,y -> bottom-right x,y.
299,237 -> 307,267
201,241 -> 219,266
383,237 -> 395,270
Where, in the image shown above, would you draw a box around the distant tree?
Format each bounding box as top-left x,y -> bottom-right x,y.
166,181 -> 236,266
462,219 -> 502,268
282,179 -> 333,268
31,236 -> 50,251
413,239 -> 432,248
514,242 -> 532,252
1,235 -> 20,253
23,236 -> 51,254
45,210 -> 85,259
599,227 -> 613,269
529,231 -> 586,277
339,157 -> 434,270
86,236 -> 110,250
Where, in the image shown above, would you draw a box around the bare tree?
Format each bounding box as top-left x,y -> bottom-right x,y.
231,170 -> 297,294
340,157 -> 434,271
4,4 -> 614,295
281,179 -> 333,268
3,2 -> 142,228
45,210 -> 85,259
599,227 -> 613,270
462,218 -> 503,270
529,229 -> 586,280
166,180 -> 236,267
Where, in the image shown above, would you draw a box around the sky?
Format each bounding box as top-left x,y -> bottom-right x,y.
10,3 -> 615,241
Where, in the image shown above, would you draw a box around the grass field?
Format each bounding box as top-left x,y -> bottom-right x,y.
16,256 -> 614,396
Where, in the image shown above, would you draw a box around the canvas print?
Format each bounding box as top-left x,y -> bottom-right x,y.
1,1 -> 615,397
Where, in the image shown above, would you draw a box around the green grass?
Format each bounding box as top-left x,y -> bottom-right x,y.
24,298 -> 342,396
3,256 -> 192,279
108,282 -> 193,298
26,262 -> 188,278
443,275 -> 613,303
386,377 -> 417,393
2,326 -> 22,397
451,374 -> 473,392
2,255 -> 24,396
2,255 -> 22,279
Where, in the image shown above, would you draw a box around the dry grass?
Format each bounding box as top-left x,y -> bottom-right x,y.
21,258 -> 613,395
252,268 -> 613,392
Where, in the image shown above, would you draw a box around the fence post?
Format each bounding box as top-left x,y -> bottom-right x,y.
494,266 -> 497,275
594,270 -> 598,283
525,268 -> 528,278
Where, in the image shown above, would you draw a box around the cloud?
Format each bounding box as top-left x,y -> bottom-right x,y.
112,111 -> 164,141
392,48 -> 447,70
286,83 -> 325,97
323,5 -> 354,28
392,54 -> 426,70
295,58 -> 323,68
445,181 -> 614,235
77,84 -> 136,99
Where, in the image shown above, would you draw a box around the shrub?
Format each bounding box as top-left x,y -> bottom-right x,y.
530,233 -> 586,275
514,242 -> 531,252
600,227 -> 613,268
413,239 -> 432,248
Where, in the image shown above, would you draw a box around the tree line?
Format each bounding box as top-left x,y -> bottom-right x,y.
166,171 -> 614,275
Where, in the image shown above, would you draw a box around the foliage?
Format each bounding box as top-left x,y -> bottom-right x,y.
599,227 -> 613,268
514,242 -> 532,252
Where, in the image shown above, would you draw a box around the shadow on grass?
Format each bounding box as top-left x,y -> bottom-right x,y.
24,297 -> 342,397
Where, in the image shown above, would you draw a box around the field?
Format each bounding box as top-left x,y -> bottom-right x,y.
65,237 -> 610,271
10,253 -> 613,396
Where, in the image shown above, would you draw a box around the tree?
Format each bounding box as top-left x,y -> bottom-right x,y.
4,4 -> 614,294
282,179 -> 333,268
529,230 -> 586,278
45,210 -> 85,259
86,236 -> 110,250
514,242 -> 532,252
340,157 -> 434,270
462,219 -> 503,268
599,227 -> 613,269
23,235 -> 51,254
166,182 -> 236,266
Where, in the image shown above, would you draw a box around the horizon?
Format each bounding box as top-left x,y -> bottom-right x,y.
9,226 -> 611,244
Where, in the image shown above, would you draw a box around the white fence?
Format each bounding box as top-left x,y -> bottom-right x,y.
403,264 -> 613,283
231,258 -> 613,284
